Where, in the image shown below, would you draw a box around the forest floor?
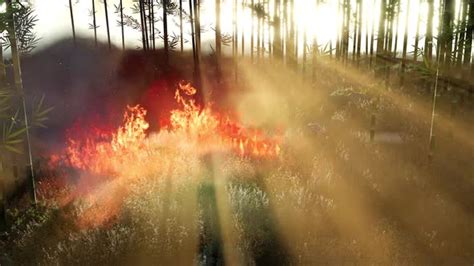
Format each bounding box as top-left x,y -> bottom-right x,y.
1,54 -> 473,265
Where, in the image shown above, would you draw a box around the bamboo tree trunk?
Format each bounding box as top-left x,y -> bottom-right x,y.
0,43 -> 7,231
392,1 -> 400,57
215,0 -> 221,58
463,0 -> 473,68
163,0 -> 169,64
294,27 -> 298,68
336,0 -> 341,59
189,0 -> 196,64
302,29 -> 307,76
233,0 -> 238,81
352,0 -> 359,62
142,0 -> 150,50
385,1 -> 393,55
365,0 -> 369,61
257,0 -> 261,62
442,0 -> 455,65
267,0 -> 271,56
312,38 -> 318,82
180,0 -> 184,52
273,0 -> 282,59
369,0 -> 376,66
92,0 -> 98,46
425,0 -> 434,61
233,0 -> 238,58
376,0 -> 386,72
69,0 -> 76,45
414,5 -> 421,61
195,0 -> 201,60
104,0 -> 111,49
344,0 -> 350,62
453,1 -> 463,62
0,161 -> 5,230
120,0 -> 125,49
193,0 -> 202,87
241,10 -> 245,58
139,0 -> 147,50
151,0 -> 155,50
401,0 -> 410,86
6,0 -> 36,204
251,0 -> 255,62
456,0 -> 468,66
356,0 -> 362,65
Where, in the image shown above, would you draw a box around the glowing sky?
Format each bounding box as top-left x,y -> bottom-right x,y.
27,0 -> 448,55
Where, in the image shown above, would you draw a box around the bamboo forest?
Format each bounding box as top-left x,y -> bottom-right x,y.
0,0 -> 473,264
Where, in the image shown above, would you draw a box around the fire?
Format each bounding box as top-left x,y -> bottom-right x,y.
48,81 -> 282,228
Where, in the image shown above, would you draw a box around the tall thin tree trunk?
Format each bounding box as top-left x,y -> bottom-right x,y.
463,0 -> 473,67
233,0 -> 238,58
120,0 -> 125,49
369,0 -> 376,66
456,0 -> 468,66
104,0 -> 111,49
365,0 -> 369,60
392,0 -> 400,57
163,0 -> 169,64
442,0 -> 455,65
414,5 -> 421,61
251,0 -> 255,62
233,0 -> 238,81
195,0 -> 201,60
180,0 -> 184,52
401,0 -> 411,86
92,0 -> 98,46
151,0 -> 155,50
6,0 -> 36,204
242,7 -> 245,58
257,0 -> 261,62
273,0 -> 282,59
139,0 -> 147,50
267,0 -> 271,56
385,1 -> 393,55
356,0 -> 362,65
189,0 -> 196,64
336,0 -> 341,59
215,0 -> 221,58
69,0 -> 76,45
312,37 -> 318,82
425,0 -> 434,61
376,0 -> 386,69
453,1 -> 463,62
344,0 -> 351,62
352,0 -> 359,62
0,41 -> 6,231
302,29 -> 307,76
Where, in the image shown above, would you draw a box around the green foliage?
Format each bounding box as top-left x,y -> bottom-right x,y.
31,95 -> 54,128
0,87 -> 53,154
0,1 -> 39,54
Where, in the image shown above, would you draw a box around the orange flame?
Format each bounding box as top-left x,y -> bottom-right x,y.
49,82 -> 282,228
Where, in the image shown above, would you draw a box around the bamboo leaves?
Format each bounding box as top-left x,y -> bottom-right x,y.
0,89 -> 53,153
31,95 -> 53,129
1,109 -> 26,154
0,3 -> 39,54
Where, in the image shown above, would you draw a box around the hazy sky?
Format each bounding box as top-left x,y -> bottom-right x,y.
29,0 -> 442,55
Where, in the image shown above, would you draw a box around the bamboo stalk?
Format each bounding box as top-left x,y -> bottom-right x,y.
6,0 -> 36,204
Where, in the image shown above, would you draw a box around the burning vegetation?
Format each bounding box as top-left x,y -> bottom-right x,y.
45,81 -> 282,228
